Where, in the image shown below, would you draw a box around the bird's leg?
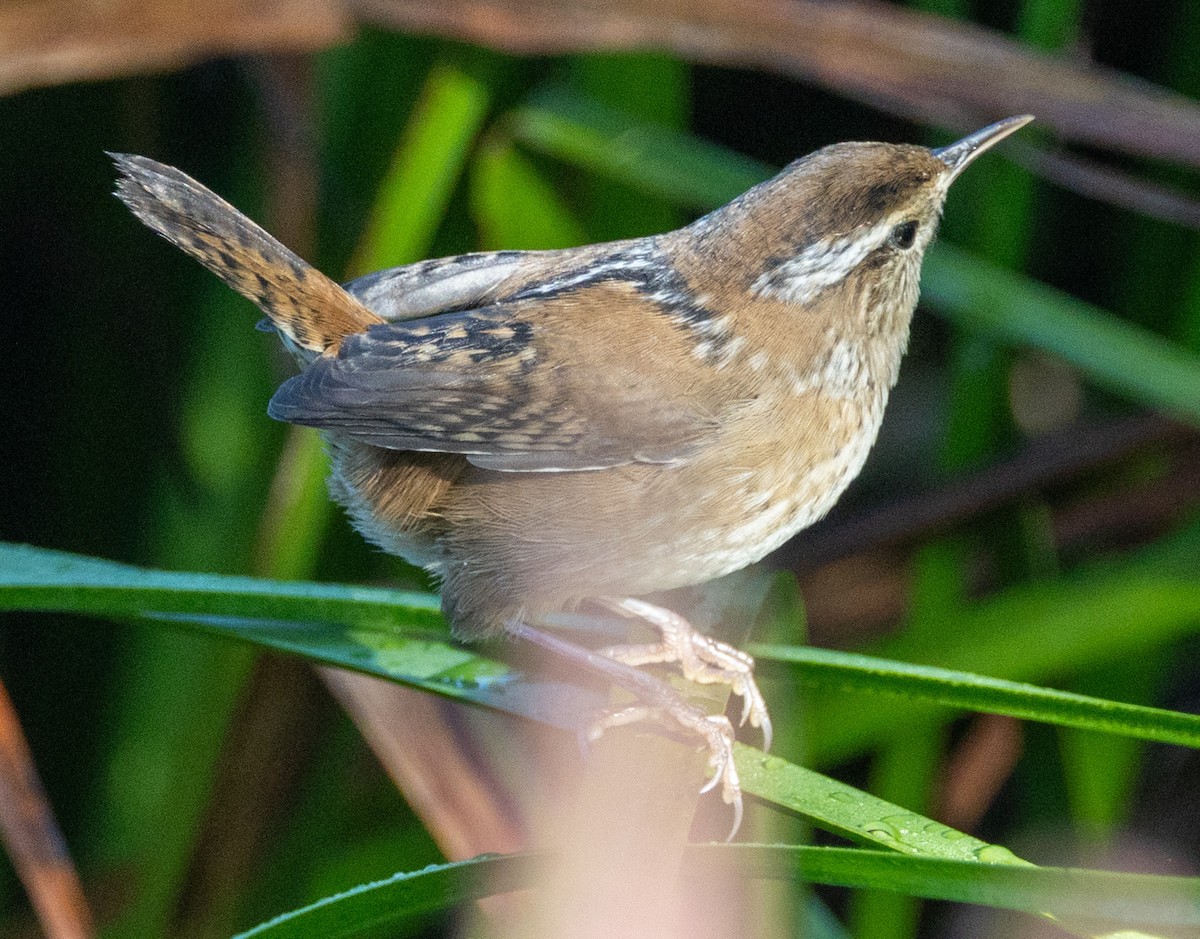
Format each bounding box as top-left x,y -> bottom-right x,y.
506,619 -> 744,838
599,597 -> 772,751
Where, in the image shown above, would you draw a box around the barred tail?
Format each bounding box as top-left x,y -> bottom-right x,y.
111,153 -> 382,353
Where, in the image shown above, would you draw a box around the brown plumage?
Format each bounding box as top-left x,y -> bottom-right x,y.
111,116 -> 1031,827
113,155 -> 383,353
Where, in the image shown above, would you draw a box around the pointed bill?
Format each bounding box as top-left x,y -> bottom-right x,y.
934,115 -> 1034,181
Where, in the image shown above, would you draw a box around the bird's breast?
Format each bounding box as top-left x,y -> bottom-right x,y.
672,387 -> 888,582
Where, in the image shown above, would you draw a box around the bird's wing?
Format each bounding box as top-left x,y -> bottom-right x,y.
343,251 -> 531,321
267,285 -> 727,473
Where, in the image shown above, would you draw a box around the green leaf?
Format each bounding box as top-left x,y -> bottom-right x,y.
750,644 -> 1200,750
0,543 -> 442,632
710,845 -> 1200,932
469,136 -> 588,249
734,744 -> 1009,860
233,854 -> 534,938
0,543 -> 611,738
232,846 -> 1200,937
0,542 -> 1014,859
16,539 -> 1200,938
566,52 -> 688,239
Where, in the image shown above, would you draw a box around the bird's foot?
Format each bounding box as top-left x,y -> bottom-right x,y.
505,614 -> 755,838
584,701 -> 743,840
599,597 -> 772,751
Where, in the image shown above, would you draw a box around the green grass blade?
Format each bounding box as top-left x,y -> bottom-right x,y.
232,845 -> 1200,937
0,543 -> 544,714
922,244 -> 1200,423
233,854 -> 534,938
15,540 -> 1200,761
847,721 -> 943,939
261,51 -> 500,579
0,543 -> 442,631
803,519 -> 1200,763
10,541 -> 1195,937
0,542 -> 617,749
705,845 -> 1200,933
566,52 -> 688,240
750,644 -> 1200,750
469,136 -> 588,249
734,745 -> 1009,860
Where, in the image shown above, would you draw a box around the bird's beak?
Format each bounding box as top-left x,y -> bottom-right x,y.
933,115 -> 1034,182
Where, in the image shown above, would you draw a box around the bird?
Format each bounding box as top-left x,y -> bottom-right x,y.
112,113 -> 1031,834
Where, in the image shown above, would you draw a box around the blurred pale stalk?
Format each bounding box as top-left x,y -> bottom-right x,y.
252,51 -> 531,879
0,675 -> 94,939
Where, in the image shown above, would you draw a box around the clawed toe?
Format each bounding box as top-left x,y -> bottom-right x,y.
693,713 -> 743,841
568,597 -> 772,838
733,675 -> 773,750
601,597 -> 772,751
510,617 -> 752,838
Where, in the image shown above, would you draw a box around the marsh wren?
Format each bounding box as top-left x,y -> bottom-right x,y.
113,114 -> 1031,832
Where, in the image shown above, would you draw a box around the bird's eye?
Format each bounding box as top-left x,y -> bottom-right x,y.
889,220 -> 918,249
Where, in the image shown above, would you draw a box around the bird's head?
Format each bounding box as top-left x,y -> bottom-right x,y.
697,116 -> 1033,313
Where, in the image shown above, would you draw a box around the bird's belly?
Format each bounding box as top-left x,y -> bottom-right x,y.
431,393 -> 887,613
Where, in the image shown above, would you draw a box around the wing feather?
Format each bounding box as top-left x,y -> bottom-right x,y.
268,304 -> 721,473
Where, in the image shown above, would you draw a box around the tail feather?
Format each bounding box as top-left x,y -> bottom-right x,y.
111,153 -> 382,353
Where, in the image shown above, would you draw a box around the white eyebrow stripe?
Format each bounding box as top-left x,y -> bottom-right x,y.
751,218 -> 895,305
